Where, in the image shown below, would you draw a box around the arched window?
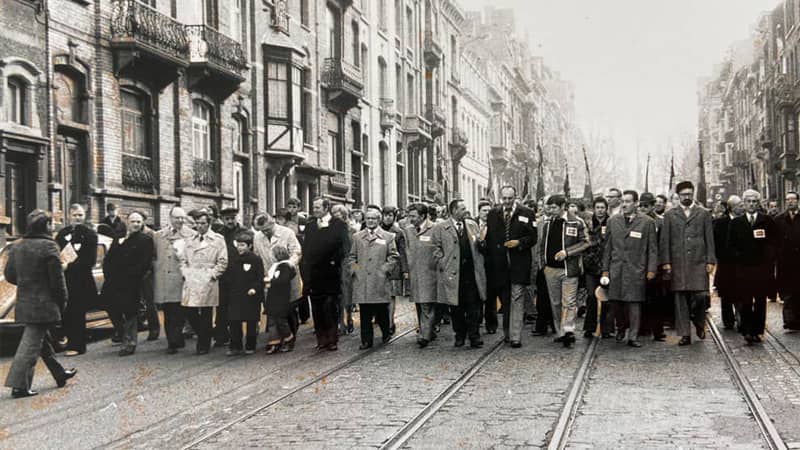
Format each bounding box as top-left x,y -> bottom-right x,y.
54,70 -> 87,124
192,101 -> 212,160
6,76 -> 27,125
378,57 -> 388,99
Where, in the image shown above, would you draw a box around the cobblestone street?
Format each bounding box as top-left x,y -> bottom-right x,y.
6,298 -> 800,449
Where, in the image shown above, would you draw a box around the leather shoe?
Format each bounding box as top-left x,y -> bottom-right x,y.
628,340 -> 642,348
653,334 -> 666,342
532,330 -> 548,336
11,388 -> 38,399
418,338 -> 429,348
583,330 -> 594,338
382,335 -> 391,344
695,324 -> 706,340
359,342 -> 373,350
750,334 -> 762,343
454,338 -> 465,348
615,330 -> 625,343
486,328 -> 497,335
56,368 -> 77,388
678,336 -> 692,346
510,341 -> 522,348
470,340 -> 484,349
118,348 -> 135,357
563,332 -> 576,348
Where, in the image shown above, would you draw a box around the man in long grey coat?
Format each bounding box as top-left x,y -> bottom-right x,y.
432,199 -> 487,348
348,206 -> 399,349
660,181 -> 716,346
404,203 -> 438,347
153,206 -> 196,354
180,211 -> 228,354
602,190 -> 658,347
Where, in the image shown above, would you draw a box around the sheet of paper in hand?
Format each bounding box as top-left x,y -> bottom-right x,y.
60,244 -> 79,266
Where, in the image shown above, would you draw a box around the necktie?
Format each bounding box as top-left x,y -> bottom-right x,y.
199,235 -> 204,242
456,222 -> 463,236
504,209 -> 512,240
749,214 -> 755,226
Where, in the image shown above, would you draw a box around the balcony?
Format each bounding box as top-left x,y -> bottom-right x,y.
122,153 -> 155,193
449,127 -> 468,161
380,98 -> 396,131
110,0 -> 189,90
322,57 -> 363,112
328,171 -> 350,195
192,158 -> 217,192
186,25 -> 248,100
423,30 -> 443,69
403,115 -> 432,143
425,103 -> 446,138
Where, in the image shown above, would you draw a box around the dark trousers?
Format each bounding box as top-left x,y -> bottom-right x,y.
111,310 -> 138,351
185,306 -> 213,352
642,280 -> 667,338
452,284 -> 481,343
535,269 -> 554,333
359,303 -> 390,345
229,320 -> 257,351
310,294 -> 339,347
720,295 -> 736,328
4,325 -> 66,390
298,296 -> 311,323
63,299 -> 87,353
162,302 -> 185,350
142,271 -> 159,335
213,288 -> 230,344
674,291 -> 706,338
784,294 -> 800,330
417,303 -> 439,341
483,282 -> 500,332
612,301 -> 642,341
736,294 -> 767,337
584,274 -> 614,335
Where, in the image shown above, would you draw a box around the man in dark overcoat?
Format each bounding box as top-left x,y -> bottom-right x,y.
102,211 -> 154,356
602,190 -> 658,348
660,182 -> 716,346
583,197 -> 613,338
480,186 -> 537,346
55,204 -> 98,356
713,195 -> 743,330
775,191 -> 800,330
214,207 -> 243,347
727,189 -> 777,343
301,198 -> 350,351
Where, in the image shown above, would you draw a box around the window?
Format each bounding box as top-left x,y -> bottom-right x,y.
379,57 -> 388,98
267,61 -> 289,120
6,77 -> 26,126
232,117 -> 248,154
192,101 -> 212,160
329,131 -> 344,172
300,0 -> 310,27
231,0 -> 243,42
326,5 -> 339,58
352,21 -> 360,67
203,0 -> 218,29
362,134 -> 371,203
396,64 -> 403,112
291,66 -> 302,127
361,45 -> 369,95
406,6 -> 414,47
302,68 -> 313,144
121,90 -> 147,156
54,71 -> 85,124
407,74 -> 414,115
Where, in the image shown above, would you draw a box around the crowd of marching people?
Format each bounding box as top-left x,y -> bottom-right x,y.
4,180 -> 800,399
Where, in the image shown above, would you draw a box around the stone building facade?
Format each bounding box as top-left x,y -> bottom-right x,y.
0,0 -> 584,240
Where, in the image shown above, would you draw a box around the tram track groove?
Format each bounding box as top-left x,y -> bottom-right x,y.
545,336 -> 599,450
378,338 -> 506,450
706,316 -> 788,450
176,326 -> 417,450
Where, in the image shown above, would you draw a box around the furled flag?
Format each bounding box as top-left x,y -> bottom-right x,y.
563,163 -> 571,198
582,146 -> 593,201
536,144 -> 546,200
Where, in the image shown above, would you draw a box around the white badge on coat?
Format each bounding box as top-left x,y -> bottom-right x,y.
64,233 -> 72,242
629,231 -> 642,239
243,263 -> 252,272
518,216 -> 529,223
601,226 -> 607,235
565,226 -> 578,237
419,235 -> 431,242
754,229 -> 766,239
118,237 -> 126,245
73,243 -> 82,251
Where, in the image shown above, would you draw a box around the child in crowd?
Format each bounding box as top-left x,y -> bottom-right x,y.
264,245 -> 298,354
227,230 -> 264,355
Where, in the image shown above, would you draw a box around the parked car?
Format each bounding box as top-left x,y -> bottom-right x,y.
0,235 -> 114,357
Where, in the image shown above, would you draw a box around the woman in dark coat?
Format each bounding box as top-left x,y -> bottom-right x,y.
101,211 -> 154,356
55,204 -> 98,356
4,210 -> 77,398
227,230 -> 264,355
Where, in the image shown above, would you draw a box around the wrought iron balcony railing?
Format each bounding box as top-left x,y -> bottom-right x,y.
110,0 -> 189,62
322,57 -> 364,91
122,153 -> 155,192
192,158 -> 217,191
186,24 -> 248,74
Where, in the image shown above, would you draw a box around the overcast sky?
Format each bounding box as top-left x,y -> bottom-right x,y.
458,0 -> 781,179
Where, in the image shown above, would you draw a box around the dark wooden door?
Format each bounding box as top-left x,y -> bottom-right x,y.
62,134 -> 87,207
5,156 -> 35,238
